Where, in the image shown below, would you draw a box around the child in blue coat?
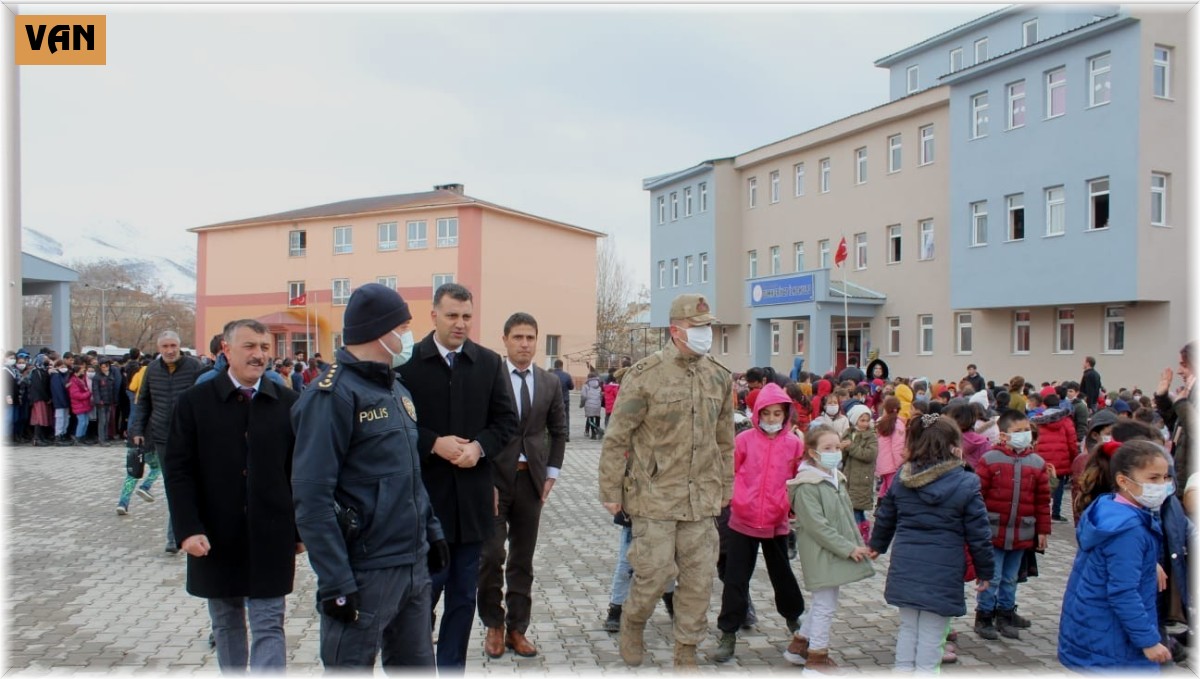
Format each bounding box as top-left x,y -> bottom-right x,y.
1058,440 -> 1173,670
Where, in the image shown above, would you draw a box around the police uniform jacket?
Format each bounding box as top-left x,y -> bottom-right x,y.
598,340 -> 735,521
291,346 -> 444,601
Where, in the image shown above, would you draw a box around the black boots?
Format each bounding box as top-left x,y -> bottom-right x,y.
974,610 -> 999,640
604,604 -> 621,632
995,608 -> 1022,639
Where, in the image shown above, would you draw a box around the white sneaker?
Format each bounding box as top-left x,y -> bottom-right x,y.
136,488 -> 154,503
116,505 -> 128,516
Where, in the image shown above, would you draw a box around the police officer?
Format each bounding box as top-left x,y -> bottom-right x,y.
291,283 -> 450,668
598,293 -> 735,668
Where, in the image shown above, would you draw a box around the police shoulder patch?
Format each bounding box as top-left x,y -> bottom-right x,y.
315,363 -> 340,390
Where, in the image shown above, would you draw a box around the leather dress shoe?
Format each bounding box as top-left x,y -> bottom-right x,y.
506,629 -> 538,657
483,627 -> 505,658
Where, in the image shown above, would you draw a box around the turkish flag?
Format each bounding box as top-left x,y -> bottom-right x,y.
834,237 -> 848,268
289,293 -> 307,306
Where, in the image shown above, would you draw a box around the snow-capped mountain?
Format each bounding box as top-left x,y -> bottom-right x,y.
21,221 -> 197,301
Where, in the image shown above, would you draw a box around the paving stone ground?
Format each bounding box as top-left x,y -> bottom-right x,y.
5,413 -> 1192,675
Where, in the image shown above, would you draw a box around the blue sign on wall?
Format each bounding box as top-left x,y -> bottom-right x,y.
749,274 -> 815,307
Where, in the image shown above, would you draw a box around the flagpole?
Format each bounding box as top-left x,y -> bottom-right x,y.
314,290 -> 320,356
305,298 -> 311,358
843,236 -> 850,373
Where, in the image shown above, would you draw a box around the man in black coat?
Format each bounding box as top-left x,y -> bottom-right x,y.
389,283 -> 519,671
162,320 -> 300,671
1080,355 -> 1103,411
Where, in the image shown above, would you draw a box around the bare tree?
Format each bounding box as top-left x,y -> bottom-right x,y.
595,238 -> 637,368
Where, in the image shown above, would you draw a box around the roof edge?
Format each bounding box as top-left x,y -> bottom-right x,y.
874,4 -> 1020,67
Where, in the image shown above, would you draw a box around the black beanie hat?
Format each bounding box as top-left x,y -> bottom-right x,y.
342,283 -> 412,345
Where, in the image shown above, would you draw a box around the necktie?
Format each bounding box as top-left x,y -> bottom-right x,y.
446,351 -> 456,369
516,369 -> 531,426
238,387 -> 255,402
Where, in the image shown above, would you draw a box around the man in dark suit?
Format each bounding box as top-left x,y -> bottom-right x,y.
387,283 -> 519,671
478,313 -> 567,659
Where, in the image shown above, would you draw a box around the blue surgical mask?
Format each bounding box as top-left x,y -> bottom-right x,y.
817,450 -> 842,470
378,330 -> 414,368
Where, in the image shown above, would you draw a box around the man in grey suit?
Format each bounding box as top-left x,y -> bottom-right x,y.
477,312 -> 567,659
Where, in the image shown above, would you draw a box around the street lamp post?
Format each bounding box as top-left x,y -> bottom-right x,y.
84,284 -> 123,351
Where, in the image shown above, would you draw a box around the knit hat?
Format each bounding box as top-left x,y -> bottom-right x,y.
1087,409 -> 1119,434
846,404 -> 873,427
1111,399 -> 1132,414
342,283 -> 412,344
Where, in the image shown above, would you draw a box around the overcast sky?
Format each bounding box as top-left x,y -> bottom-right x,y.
20,3 -> 1006,291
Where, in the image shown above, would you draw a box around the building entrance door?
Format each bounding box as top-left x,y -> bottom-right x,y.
832,321 -> 871,373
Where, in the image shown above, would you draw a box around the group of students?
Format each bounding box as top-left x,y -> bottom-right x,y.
694,354 -> 1194,672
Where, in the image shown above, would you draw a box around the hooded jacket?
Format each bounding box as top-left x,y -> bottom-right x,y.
875,416 -> 906,479
842,404 -> 878,511
894,383 -> 914,420
976,445 -> 1051,551
787,460 -> 874,590
1031,407 -> 1079,476
67,374 -> 93,415
811,379 -> 833,422
729,383 -> 804,539
1058,494 -> 1162,670
580,376 -> 604,417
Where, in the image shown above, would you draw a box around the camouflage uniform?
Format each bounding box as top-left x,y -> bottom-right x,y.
598,294 -> 735,666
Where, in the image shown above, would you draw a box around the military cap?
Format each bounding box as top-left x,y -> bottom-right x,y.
669,293 -> 717,325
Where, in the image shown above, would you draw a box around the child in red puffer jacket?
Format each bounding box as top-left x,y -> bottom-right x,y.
1031,394 -> 1078,522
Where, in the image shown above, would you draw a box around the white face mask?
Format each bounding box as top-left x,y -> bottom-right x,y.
817,450 -> 842,470
1100,435 -> 1113,444
683,325 -> 713,355
16,363 -> 26,370
760,421 -> 783,434
4,358 -> 14,367
825,404 -> 840,417
1128,479 -> 1174,510
58,367 -> 68,374
86,371 -> 96,379
1007,431 -> 1033,451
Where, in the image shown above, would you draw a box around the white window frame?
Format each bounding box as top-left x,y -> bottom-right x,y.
545,334 -> 561,360
1013,310 -> 1031,354
287,281 -> 305,308
887,224 -> 902,264
748,250 -> 758,279
1007,80 -> 1026,129
1153,45 -> 1172,98
854,232 -> 868,270
887,317 -> 901,355
748,178 -> 758,208
699,252 -> 709,283
918,315 -> 934,355
436,218 -> 459,247
1046,68 -> 1066,119
888,134 -> 902,173
1056,308 -> 1075,353
1150,173 -> 1168,226
956,312 -> 973,354
333,226 -> 353,254
971,92 -> 989,139
770,245 -> 781,275
820,158 -> 831,193
819,240 -> 831,269
919,125 -> 934,165
685,255 -> 694,285
1088,177 -> 1110,231
406,220 -> 428,249
1089,53 -> 1111,107
1045,186 -> 1065,236
855,147 -> 868,185
670,192 -> 679,220
906,65 -> 919,94
771,323 -> 781,355
288,229 -> 306,257
377,221 -> 398,251
1007,193 -> 1025,241
970,201 -> 988,246
794,163 -> 805,196
683,187 -> 693,217
919,219 -> 934,260
657,261 -> 666,289
432,273 -> 455,289
794,322 -> 806,355
770,170 -> 781,203
671,258 -> 680,287
1023,19 -> 1038,47
699,182 -> 708,212
332,278 -> 351,306
657,196 -> 666,224
793,242 -> 805,272
1104,306 -> 1125,353
721,326 -> 729,355
376,276 -> 397,289
949,47 -> 964,73
974,37 -> 989,64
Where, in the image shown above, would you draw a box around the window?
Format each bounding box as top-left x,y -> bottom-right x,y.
1013,310 -> 1031,354
288,281 -> 305,307
794,322 -> 805,354
1007,80 -> 1026,128
819,240 -> 831,268
376,276 -> 397,289
1007,194 -> 1025,241
888,134 -> 901,173
288,230 -> 307,257
377,222 -> 398,251
971,92 -> 989,138
436,218 -> 459,247
956,313 -> 973,354
1056,308 -> 1075,353
657,196 -> 666,224
794,163 -> 805,196
887,317 -> 901,354
1104,306 -> 1125,352
1046,68 -> 1066,118
1154,46 -> 1172,98
1151,173 -> 1168,226
793,242 -> 805,272
546,335 -> 561,360
855,147 -> 868,184
1089,53 -> 1111,107
971,201 -> 988,246
685,255 -> 694,285
771,323 -> 781,355
974,37 -> 989,64
332,278 -> 351,305
854,233 -> 867,270
748,177 -> 758,208
919,219 -> 935,260
699,252 -> 709,283
1023,19 -> 1038,47
333,226 -> 353,254
819,158 -> 831,193
670,192 -> 679,220
699,182 -> 709,211
671,258 -> 680,287
1046,186 -> 1065,235
1088,178 -> 1110,230
887,225 -> 902,264
918,315 -> 934,355
657,261 -> 666,289
906,65 -> 919,94
919,125 -> 934,165
433,273 -> 455,289
683,187 -> 693,217
721,327 -> 729,355
770,246 -> 781,274
747,251 -> 757,278
950,48 -> 963,73
770,171 -> 781,203
407,220 -> 427,249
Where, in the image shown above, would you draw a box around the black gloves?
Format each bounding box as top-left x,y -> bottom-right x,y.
321,592 -> 360,624
428,539 -> 450,574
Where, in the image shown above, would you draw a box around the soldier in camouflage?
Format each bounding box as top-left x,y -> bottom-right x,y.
598,293 -> 735,668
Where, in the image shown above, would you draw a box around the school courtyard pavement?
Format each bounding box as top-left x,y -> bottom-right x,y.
4,414 -> 1191,675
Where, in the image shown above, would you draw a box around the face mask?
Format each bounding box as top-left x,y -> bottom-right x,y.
378,330 -> 415,369
1128,479 -> 1174,510
683,325 -> 713,355
817,450 -> 842,470
4,358 -> 14,367
825,404 -> 839,417
58,367 -> 68,374
86,372 -> 96,379
1100,435 -> 1113,444
1007,431 -> 1033,451
16,363 -> 26,370
760,421 -> 783,434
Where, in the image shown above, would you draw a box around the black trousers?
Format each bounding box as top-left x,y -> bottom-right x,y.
477,469 -> 544,633
716,528 -> 805,634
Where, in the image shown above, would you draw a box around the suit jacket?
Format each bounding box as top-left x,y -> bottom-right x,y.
397,333 -> 519,543
493,364 -> 567,497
